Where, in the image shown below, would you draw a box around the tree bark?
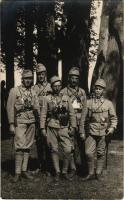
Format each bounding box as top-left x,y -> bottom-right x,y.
2,2 -> 16,95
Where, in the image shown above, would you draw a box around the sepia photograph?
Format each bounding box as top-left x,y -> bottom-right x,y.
1,0 -> 123,199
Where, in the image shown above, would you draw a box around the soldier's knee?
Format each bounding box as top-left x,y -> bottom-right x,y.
85,152 -> 94,159
50,146 -> 59,154
64,146 -> 72,155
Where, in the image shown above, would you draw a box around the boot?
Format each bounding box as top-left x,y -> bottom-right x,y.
95,173 -> 102,181
82,174 -> 95,181
54,172 -> 60,182
82,156 -> 95,181
96,155 -> 105,180
21,152 -> 34,180
12,174 -> 21,183
21,171 -> 34,180
69,169 -> 76,179
62,173 -> 72,181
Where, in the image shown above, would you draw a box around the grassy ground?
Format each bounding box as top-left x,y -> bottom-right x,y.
1,138 -> 123,199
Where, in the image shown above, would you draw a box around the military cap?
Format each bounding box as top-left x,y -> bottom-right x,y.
50,76 -> 61,85
95,79 -> 106,88
68,67 -> 80,76
36,63 -> 46,73
22,69 -> 33,78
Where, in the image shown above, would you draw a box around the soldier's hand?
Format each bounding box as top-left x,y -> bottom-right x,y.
106,127 -> 114,135
69,127 -> 75,137
80,133 -> 86,141
9,124 -> 15,135
41,128 -> 47,137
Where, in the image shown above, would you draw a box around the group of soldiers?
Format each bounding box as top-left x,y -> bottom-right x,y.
7,63 -> 117,183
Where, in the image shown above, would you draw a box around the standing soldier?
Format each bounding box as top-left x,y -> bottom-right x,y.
82,79 -> 117,181
33,63 -> 52,174
7,70 -> 40,182
60,67 -> 87,178
40,76 -> 76,182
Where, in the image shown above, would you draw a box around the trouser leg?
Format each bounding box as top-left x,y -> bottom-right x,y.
96,136 -> 106,175
21,149 -> 35,180
69,153 -> 76,171
85,135 -> 96,175
51,152 -> 60,174
22,149 -> 30,172
47,127 -> 60,174
15,150 -> 23,175
59,128 -> 72,175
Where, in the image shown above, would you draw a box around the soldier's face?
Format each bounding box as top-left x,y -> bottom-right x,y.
22,77 -> 33,88
95,86 -> 104,98
52,81 -> 62,94
69,75 -> 79,87
37,71 -> 46,83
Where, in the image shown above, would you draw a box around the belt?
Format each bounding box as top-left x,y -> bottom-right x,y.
74,108 -> 82,113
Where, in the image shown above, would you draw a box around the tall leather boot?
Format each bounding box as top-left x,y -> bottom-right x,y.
13,151 -> 23,183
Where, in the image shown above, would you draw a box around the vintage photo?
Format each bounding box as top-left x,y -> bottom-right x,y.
1,0 -> 123,199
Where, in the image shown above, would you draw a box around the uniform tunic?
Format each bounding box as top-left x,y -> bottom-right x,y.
85,97 -> 117,158
33,82 -> 52,107
40,94 -> 76,154
7,85 -> 40,149
60,86 -> 87,132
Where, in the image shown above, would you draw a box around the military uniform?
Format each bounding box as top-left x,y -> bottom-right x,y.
84,79 -> 117,180
60,68 -> 87,174
33,64 -> 52,104
33,82 -> 51,106
33,63 -> 52,173
40,76 -> 76,177
7,70 -> 40,181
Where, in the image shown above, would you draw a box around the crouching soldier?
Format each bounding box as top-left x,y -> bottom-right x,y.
7,70 -> 40,182
40,76 -> 76,182
82,79 -> 117,181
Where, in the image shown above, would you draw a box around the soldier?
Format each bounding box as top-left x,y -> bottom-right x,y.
33,63 -> 52,101
82,79 -> 117,181
40,76 -> 76,182
60,67 -> 87,178
7,70 -> 40,182
33,63 -> 52,174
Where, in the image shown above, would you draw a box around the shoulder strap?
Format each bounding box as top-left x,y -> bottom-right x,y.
38,83 -> 49,96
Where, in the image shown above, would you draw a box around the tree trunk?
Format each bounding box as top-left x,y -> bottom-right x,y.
88,0 -> 103,92
91,1 -> 123,137
25,5 -> 33,70
2,2 -> 16,95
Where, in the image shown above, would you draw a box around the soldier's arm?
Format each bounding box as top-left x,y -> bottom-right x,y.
79,91 -> 87,134
79,99 -> 91,136
33,93 -> 40,122
108,101 -> 118,132
68,98 -> 76,128
40,96 -> 48,129
7,88 -> 16,125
